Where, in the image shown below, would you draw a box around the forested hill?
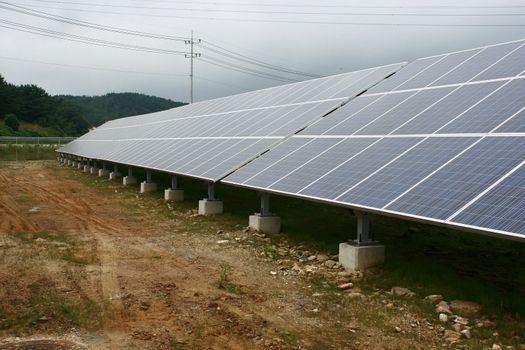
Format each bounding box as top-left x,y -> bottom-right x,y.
0,74 -> 186,137
58,93 -> 185,127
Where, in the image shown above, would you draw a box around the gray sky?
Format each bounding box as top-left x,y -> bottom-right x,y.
1,0 -> 525,103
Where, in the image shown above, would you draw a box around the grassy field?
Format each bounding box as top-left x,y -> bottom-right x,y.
0,145 -> 58,161
60,162 -> 525,328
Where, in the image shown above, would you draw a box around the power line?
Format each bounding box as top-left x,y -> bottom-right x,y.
200,41 -> 321,78
0,18 -> 297,83
0,19 -> 188,55
123,0 -> 525,10
0,55 -> 250,92
0,55 -> 188,77
1,2 -> 322,78
18,0 -> 525,12
0,1 -> 190,41
13,3 -> 525,27
200,58 -> 297,83
203,55 -> 299,83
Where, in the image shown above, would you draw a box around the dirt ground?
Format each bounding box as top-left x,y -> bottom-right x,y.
0,162 -> 452,349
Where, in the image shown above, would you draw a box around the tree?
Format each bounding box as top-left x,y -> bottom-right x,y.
4,113 -> 19,131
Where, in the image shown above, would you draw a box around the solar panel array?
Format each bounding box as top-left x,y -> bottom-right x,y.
223,39 -> 525,240
59,63 -> 404,181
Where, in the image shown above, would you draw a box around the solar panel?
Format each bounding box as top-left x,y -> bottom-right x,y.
59,63 -> 404,181
223,38 -> 525,240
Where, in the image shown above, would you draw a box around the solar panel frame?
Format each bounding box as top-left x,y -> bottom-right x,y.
222,38 -> 525,241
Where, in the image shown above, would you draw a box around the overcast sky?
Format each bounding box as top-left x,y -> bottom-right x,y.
1,0 -> 525,103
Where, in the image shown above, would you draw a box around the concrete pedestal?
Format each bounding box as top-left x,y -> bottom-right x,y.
109,172 -> 121,180
66,160 -> 71,166
164,189 -> 184,201
83,165 -> 90,173
89,167 -> 98,175
77,163 -> 83,169
123,176 -> 137,186
198,199 -> 223,215
339,242 -> 385,271
140,181 -> 157,193
98,169 -> 109,177
249,214 -> 281,234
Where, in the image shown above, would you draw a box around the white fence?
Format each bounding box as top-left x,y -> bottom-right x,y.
0,136 -> 76,145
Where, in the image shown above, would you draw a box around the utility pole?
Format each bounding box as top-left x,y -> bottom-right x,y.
184,30 -> 201,104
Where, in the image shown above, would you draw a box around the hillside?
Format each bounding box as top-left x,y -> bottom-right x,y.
0,74 -> 186,137
57,93 -> 186,127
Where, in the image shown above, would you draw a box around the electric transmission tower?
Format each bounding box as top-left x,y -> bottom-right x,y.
184,30 -> 201,103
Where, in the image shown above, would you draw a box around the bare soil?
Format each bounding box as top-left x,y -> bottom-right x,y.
0,162 -> 446,349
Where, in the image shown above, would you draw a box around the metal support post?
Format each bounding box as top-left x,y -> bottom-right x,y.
207,182 -> 215,200
114,165 -> 118,173
171,175 -> 178,190
260,193 -> 270,216
103,162 -> 107,170
354,210 -> 370,245
146,170 -> 152,183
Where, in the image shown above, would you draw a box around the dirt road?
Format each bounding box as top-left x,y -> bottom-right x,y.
0,162 -> 442,349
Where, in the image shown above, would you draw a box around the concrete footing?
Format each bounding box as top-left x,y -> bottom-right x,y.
77,163 -> 83,169
123,176 -> 137,185
98,169 -> 109,177
109,172 -> 121,180
89,167 -> 98,174
249,214 -> 281,234
198,199 -> 223,215
140,181 -> 157,193
83,165 -> 90,173
164,189 -> 184,201
338,242 -> 385,271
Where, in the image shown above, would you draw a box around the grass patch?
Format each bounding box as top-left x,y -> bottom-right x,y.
0,279 -> 102,336
151,251 -> 161,259
309,274 -> 340,295
0,144 -> 58,161
216,264 -> 244,295
12,231 -> 71,245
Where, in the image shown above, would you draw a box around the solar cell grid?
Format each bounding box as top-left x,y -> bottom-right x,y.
437,78 -> 525,134
385,137 -> 525,220
298,137 -> 422,200
431,41 -> 524,86
451,164 -> 525,235
392,81 -> 505,135
355,87 -> 455,135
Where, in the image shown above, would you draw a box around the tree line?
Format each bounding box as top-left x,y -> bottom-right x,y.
0,74 -> 185,137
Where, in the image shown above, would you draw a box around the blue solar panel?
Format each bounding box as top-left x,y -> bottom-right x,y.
269,138 -> 378,193
223,137 -> 311,184
337,137 -> 479,208
355,87 -> 455,135
473,42 -> 525,82
495,108 -> 525,133
431,41 -> 524,86
321,92 -> 417,135
438,78 -> 525,133
301,95 -> 382,135
367,56 -> 443,93
452,164 -> 525,236
386,137 -> 525,220
243,138 -> 342,188
394,49 -> 480,90
393,81 -> 505,135
299,138 -> 422,200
